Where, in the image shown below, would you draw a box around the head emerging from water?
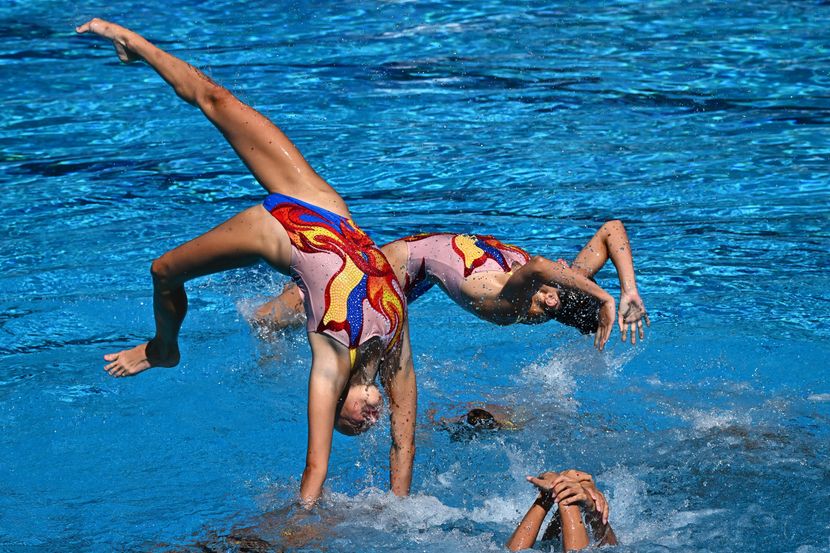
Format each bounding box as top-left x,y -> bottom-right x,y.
465,408 -> 499,429
527,284 -> 600,335
334,382 -> 383,436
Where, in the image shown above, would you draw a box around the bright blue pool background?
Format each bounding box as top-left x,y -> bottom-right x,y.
1,0 -> 829,551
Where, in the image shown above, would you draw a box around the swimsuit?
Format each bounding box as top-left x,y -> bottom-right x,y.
401,233 -> 531,303
263,193 -> 404,360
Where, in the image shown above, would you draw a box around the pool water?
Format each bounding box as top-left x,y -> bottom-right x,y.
1,1 -> 829,551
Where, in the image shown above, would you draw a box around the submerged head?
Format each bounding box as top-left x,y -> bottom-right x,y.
465,408 -> 499,429
335,383 -> 384,436
526,284 -> 600,335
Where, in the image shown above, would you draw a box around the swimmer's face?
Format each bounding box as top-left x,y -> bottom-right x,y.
335,384 -> 383,436
525,285 -> 561,324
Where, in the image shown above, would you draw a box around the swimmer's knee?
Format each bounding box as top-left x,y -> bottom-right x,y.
196,85 -> 233,115
150,256 -> 181,290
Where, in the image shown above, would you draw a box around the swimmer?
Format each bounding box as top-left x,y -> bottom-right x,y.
256,222 -> 649,351
508,469 -> 617,551
76,19 -> 415,505
428,405 -> 520,441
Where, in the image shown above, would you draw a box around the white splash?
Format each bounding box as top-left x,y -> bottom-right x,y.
682,408 -> 752,432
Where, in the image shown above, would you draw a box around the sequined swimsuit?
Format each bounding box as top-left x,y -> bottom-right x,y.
401,233 -> 531,303
263,193 -> 404,356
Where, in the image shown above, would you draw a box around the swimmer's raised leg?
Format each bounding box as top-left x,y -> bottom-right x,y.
76,18 -> 346,215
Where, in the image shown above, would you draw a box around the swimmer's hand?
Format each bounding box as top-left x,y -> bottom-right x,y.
595,298 -> 615,351
528,469 -> 609,525
618,290 -> 650,345
559,469 -> 609,525
526,471 -> 559,508
528,471 -> 595,510
76,18 -> 141,63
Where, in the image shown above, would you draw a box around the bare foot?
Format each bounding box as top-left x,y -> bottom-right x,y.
76,18 -> 141,63
103,339 -> 179,377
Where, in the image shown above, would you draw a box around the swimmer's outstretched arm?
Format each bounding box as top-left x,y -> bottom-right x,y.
500,257 -> 616,350
301,333 -> 354,506
571,220 -> 650,344
76,19 -> 344,211
381,323 -> 417,496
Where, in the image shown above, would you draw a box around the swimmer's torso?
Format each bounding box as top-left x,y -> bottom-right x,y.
264,193 -> 405,353
397,233 -> 530,322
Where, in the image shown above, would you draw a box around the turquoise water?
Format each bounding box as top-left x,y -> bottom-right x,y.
1,1 -> 829,551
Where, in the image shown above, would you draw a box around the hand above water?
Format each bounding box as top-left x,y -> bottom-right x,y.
76,18 -> 142,63
527,469 -> 610,524
595,297 -> 616,351
618,290 -> 650,345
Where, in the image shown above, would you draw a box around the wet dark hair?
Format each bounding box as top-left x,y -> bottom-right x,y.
550,287 -> 601,335
465,408 -> 498,429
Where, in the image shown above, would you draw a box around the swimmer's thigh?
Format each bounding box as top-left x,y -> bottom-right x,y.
153,205 -> 290,286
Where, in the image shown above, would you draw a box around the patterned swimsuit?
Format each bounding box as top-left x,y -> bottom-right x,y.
263,193 -> 404,358
401,233 -> 531,304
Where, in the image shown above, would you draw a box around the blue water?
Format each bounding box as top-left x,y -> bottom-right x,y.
1,1 -> 829,551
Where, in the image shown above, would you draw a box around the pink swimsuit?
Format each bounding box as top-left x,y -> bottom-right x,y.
263,193 -> 404,357
401,233 -> 531,304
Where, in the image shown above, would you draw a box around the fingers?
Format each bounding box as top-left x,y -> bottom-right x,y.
551,478 -> 593,509
526,475 -> 553,492
602,330 -> 609,351
586,487 -> 609,524
587,487 -> 604,520
597,323 -> 611,351
76,18 -> 104,34
597,491 -> 610,525
551,479 -> 579,502
557,490 -> 587,506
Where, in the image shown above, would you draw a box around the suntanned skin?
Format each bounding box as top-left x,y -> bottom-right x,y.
255,220 -> 649,351
76,19 -> 415,506
508,469 -> 618,551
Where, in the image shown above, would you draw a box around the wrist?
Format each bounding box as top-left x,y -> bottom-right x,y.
534,493 -> 555,511
620,282 -> 638,296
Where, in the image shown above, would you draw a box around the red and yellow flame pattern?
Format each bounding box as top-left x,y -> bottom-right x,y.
268,199 -> 404,355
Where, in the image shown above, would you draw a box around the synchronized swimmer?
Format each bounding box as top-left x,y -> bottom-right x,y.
77,18 -> 415,506
78,17 -> 648,548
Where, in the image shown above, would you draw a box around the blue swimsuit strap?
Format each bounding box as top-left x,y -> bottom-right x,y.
263,192 -> 351,227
